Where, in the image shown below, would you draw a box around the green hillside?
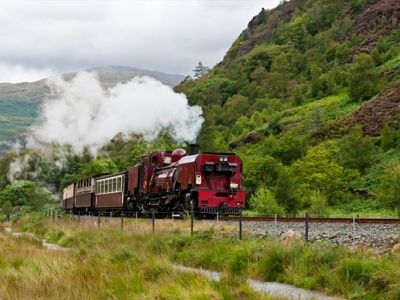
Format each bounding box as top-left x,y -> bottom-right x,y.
175,0 -> 400,215
1,0 -> 400,217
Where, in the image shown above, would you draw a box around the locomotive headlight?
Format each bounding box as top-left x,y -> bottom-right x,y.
195,175 -> 202,185
230,183 -> 239,189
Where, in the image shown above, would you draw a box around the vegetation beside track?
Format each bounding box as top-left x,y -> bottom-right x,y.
3,214 -> 400,300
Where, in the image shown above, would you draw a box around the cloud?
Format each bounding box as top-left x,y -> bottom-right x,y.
0,0 -> 280,81
0,63 -> 56,83
28,72 -> 204,154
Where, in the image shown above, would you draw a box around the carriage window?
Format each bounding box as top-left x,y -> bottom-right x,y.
113,178 -> 116,192
105,180 -> 109,193
96,182 -> 99,193
101,181 -> 105,193
117,177 -> 121,191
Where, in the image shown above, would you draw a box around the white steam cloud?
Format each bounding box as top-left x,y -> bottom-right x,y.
28,72 -> 203,153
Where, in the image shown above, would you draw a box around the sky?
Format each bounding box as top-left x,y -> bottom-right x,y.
0,0 -> 280,83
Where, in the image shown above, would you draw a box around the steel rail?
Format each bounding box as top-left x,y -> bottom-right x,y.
219,216 -> 400,224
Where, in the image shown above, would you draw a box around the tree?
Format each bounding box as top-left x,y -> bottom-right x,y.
269,133 -> 309,165
339,126 -> 374,173
243,155 -> 283,194
275,168 -> 300,214
290,143 -> 358,205
380,123 -> 396,151
222,94 -> 250,125
0,180 -> 53,211
348,54 -> 378,101
79,157 -> 118,178
193,62 -> 210,79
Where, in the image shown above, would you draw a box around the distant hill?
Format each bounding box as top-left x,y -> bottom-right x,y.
0,66 -> 185,149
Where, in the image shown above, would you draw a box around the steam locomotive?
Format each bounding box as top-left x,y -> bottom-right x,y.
63,144 -> 246,215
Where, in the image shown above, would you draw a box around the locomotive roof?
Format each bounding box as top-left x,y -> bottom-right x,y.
178,152 -> 237,164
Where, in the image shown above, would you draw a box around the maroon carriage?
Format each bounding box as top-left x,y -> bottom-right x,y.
62,183 -> 75,211
75,177 -> 95,211
94,172 -> 127,209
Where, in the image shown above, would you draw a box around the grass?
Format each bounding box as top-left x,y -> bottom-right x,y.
0,215 -> 275,300
3,214 -> 400,299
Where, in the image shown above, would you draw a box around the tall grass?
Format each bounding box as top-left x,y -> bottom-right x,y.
0,215 -> 275,300
3,214 -> 400,299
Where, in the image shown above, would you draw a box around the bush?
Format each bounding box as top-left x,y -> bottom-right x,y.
250,186 -> 285,215
337,258 -> 374,285
260,245 -> 286,281
379,160 -> 400,208
306,190 -> 328,216
380,123 -> 397,151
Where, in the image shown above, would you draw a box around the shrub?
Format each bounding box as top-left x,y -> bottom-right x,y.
379,160 -> 400,208
306,190 -> 328,216
337,258 -> 374,285
46,229 -> 64,244
260,245 -> 286,281
250,186 -> 285,215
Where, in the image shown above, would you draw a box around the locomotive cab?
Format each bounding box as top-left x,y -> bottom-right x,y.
178,153 -> 245,215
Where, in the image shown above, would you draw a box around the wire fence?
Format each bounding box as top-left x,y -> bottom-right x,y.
35,208 -> 246,240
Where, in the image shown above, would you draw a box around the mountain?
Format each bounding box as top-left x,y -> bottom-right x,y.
0,66 -> 185,149
175,0 -> 400,214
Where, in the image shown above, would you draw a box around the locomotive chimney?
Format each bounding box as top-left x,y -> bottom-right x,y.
189,144 -> 200,155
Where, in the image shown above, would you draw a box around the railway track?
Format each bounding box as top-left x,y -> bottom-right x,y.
220,215 -> 400,224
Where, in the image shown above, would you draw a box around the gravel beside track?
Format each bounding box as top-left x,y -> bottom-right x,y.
204,220 -> 400,252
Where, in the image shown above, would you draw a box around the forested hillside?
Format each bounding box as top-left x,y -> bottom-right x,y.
175,0 -> 400,215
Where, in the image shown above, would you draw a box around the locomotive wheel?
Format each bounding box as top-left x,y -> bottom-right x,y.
126,198 -> 136,213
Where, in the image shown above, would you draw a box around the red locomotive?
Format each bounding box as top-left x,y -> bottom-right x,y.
63,145 -> 246,214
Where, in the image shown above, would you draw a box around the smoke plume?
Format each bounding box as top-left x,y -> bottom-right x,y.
28,72 -> 203,154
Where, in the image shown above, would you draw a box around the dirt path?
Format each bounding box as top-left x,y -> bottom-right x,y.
4,227 -> 70,251
173,265 -> 342,300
